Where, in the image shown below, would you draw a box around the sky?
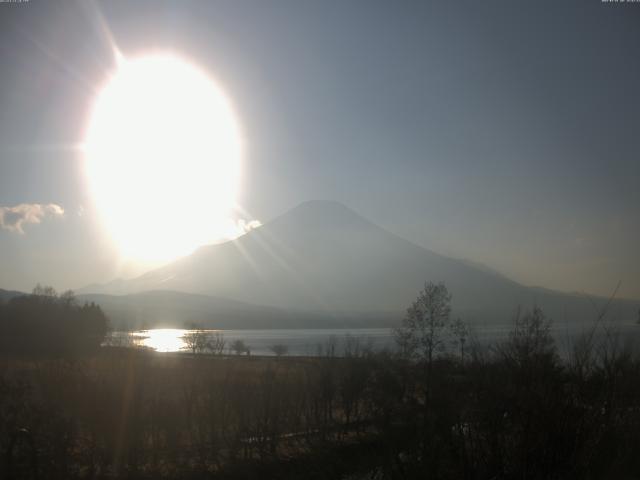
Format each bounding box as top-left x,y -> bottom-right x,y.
0,0 -> 638,299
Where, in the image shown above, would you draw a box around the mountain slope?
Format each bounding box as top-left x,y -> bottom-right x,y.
81,200 -> 640,324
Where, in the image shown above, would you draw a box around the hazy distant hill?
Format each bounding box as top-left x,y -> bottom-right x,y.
81,200 -> 640,325
77,290 -> 391,330
0,288 -> 24,303
2,288 -> 382,330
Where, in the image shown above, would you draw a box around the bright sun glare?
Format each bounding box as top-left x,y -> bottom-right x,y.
84,54 -> 242,263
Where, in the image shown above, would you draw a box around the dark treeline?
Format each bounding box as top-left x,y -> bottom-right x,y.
0,285 -> 109,355
2,283 -> 640,479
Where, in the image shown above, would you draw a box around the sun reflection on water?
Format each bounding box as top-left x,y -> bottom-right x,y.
136,329 -> 186,352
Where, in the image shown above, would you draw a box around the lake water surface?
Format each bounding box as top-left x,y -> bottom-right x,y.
110,322 -> 640,357
117,328 -> 395,355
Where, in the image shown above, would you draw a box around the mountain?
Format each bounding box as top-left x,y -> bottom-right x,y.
81,200 -> 640,325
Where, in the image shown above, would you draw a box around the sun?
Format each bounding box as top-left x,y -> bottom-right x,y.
84,54 -> 242,263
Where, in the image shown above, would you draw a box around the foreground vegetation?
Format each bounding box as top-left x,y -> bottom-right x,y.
2,325 -> 640,478
2,284 -> 640,479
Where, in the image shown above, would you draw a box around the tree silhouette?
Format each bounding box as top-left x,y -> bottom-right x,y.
395,281 -> 452,366
0,285 -> 109,355
183,329 -> 209,355
449,317 -> 469,362
231,339 -> 249,355
270,344 -> 289,357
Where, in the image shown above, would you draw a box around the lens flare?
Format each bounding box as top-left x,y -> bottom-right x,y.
84,54 -> 242,263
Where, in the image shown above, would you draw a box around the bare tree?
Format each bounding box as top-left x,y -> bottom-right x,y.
230,339 -> 250,355
572,282 -> 622,379
270,344 -> 288,357
32,283 -> 57,298
497,306 -> 557,368
344,334 -> 373,359
449,317 -> 469,363
395,282 -> 452,366
60,289 -> 77,307
316,335 -> 338,358
183,329 -> 209,355
206,331 -> 226,355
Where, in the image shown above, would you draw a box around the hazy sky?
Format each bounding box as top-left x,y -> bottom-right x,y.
0,0 -> 638,299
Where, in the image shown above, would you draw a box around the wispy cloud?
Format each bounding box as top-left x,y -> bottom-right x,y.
0,203 -> 65,234
236,219 -> 262,236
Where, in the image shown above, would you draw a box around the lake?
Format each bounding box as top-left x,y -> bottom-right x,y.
112,328 -> 395,356
109,322 -> 640,357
